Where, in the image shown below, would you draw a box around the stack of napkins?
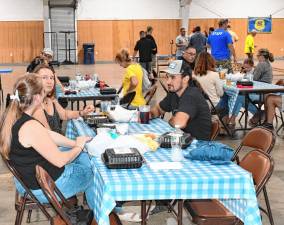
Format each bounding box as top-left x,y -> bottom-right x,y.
147,162 -> 183,170
85,133 -> 149,157
108,105 -> 138,122
77,80 -> 96,89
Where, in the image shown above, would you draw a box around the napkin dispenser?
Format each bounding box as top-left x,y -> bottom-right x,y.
159,132 -> 193,149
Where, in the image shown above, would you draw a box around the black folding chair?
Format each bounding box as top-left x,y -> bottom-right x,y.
120,91 -> 136,109
202,92 -> 232,137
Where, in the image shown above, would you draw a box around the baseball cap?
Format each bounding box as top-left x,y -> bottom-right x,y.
42,48 -> 53,57
163,60 -> 191,76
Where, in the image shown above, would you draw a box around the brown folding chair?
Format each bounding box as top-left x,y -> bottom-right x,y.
35,165 -> 122,225
144,85 -> 157,105
231,126 -> 275,225
232,126 -> 275,162
1,156 -> 52,225
184,149 -> 274,225
210,120 -> 220,141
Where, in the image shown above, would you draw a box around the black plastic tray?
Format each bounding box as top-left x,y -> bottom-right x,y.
101,148 -> 144,169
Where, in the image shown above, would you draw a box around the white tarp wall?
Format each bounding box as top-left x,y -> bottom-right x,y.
0,0 -> 283,21
0,0 -> 43,21
76,0 -> 180,20
189,0 -> 284,18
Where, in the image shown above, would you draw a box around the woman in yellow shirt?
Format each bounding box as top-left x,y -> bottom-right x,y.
115,49 -> 146,108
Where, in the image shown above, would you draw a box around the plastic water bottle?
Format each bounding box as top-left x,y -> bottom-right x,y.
75,72 -> 82,81
248,72 -> 253,82
171,125 -> 184,162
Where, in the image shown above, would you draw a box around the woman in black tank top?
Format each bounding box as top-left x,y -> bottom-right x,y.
0,74 -> 94,204
32,64 -> 95,134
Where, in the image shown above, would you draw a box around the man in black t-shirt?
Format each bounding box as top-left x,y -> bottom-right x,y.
133,31 -> 156,74
150,60 -> 212,140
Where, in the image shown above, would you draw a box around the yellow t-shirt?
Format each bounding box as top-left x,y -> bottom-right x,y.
244,34 -> 255,54
122,64 -> 146,107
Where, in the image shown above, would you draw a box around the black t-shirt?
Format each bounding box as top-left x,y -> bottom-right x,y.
9,113 -> 64,190
159,86 -> 212,140
145,34 -> 157,55
134,37 -> 156,62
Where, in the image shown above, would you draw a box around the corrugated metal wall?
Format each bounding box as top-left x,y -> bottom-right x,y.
50,7 -> 76,63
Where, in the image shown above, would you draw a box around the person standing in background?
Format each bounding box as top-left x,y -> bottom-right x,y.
227,25 -> 239,45
133,31 -> 156,74
175,27 -> 189,60
189,26 -> 207,56
207,19 -> 237,73
244,30 -> 257,60
146,26 -> 158,73
117,49 -> 146,108
205,27 -> 215,54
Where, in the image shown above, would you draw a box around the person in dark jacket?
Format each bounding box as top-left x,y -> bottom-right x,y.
133,31 -> 156,74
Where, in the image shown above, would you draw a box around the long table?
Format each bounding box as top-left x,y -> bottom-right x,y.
57,88 -> 117,110
225,81 -> 284,132
65,118 -> 261,225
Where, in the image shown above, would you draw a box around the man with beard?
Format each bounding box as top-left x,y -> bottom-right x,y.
150,60 -> 212,140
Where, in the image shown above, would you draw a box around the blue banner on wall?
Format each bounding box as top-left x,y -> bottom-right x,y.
248,17 -> 272,33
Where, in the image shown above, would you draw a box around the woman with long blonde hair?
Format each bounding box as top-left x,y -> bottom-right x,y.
0,74 -> 94,206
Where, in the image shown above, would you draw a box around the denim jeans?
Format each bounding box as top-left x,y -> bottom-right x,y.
231,94 -> 259,116
15,163 -> 95,209
139,62 -> 152,74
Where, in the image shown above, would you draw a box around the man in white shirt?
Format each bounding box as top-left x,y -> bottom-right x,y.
176,27 -> 189,60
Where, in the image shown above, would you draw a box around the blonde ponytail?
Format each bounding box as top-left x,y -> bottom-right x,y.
0,102 -> 21,159
0,74 -> 42,159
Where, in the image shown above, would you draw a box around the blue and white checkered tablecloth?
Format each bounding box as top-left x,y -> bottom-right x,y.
224,81 -> 284,116
57,88 -> 102,98
65,119 -> 261,225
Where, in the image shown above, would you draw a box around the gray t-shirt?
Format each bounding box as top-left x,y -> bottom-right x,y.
189,32 -> 207,55
253,61 -> 272,83
159,86 -> 212,140
176,35 -> 189,57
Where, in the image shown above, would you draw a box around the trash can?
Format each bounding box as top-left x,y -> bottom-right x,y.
83,43 -> 95,64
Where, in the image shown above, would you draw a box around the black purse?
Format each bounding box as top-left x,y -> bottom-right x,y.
65,205 -> 94,225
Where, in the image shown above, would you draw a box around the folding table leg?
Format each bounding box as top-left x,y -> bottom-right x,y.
71,101 -> 74,110
141,200 -> 147,225
177,200 -> 183,225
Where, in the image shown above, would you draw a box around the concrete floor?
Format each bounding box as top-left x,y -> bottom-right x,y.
0,62 -> 284,224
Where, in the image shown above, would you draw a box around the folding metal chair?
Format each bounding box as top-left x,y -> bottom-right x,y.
1,156 -> 52,225
184,149 -> 274,225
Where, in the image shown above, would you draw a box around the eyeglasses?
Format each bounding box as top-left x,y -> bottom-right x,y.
183,51 -> 196,56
